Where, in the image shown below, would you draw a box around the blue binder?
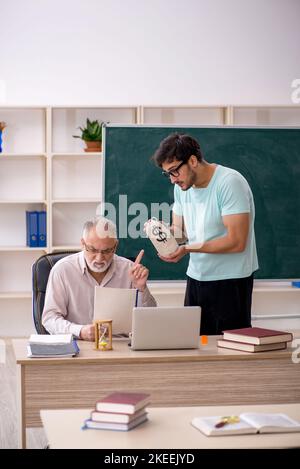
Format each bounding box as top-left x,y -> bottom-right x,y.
26,211 -> 38,247
37,211 -> 47,247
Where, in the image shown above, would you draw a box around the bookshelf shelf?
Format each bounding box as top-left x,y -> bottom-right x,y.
0,246 -> 47,251
0,200 -> 47,204
52,199 -> 101,204
0,153 -> 47,158
52,245 -> 81,251
52,152 -> 102,158
227,105 -> 300,125
0,292 -> 32,299
139,105 -> 227,125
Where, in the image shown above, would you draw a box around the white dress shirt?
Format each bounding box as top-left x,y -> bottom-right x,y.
42,251 -> 156,337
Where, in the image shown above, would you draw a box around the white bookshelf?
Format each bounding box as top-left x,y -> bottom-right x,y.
52,154 -> 102,200
0,107 -> 46,153
139,105 -> 227,125
50,105 -> 138,252
0,105 -> 138,335
52,106 -> 138,153
51,201 -> 101,247
227,105 -> 300,125
0,104 -> 299,336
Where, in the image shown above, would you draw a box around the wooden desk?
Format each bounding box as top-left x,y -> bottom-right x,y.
40,404 -> 300,449
13,332 -> 300,448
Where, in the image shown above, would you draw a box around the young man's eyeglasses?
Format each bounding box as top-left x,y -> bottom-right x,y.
162,161 -> 186,178
83,242 -> 117,256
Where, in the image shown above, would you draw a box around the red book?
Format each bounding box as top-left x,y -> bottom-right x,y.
222,327 -> 293,345
96,392 -> 151,414
217,339 -> 288,353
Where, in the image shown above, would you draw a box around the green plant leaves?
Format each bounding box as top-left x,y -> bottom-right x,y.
72,118 -> 103,141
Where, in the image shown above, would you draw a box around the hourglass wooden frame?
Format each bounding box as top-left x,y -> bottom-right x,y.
94,319 -> 113,351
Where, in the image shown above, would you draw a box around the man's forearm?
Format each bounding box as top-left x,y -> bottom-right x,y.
42,310 -> 83,337
185,234 -> 246,254
140,287 -> 157,307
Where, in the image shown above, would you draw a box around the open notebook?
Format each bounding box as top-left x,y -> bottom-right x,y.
191,413 -> 300,436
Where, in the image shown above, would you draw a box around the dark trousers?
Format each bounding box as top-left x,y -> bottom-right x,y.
184,274 -> 253,335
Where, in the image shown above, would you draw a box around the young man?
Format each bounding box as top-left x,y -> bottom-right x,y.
42,216 -> 156,340
152,133 -> 258,335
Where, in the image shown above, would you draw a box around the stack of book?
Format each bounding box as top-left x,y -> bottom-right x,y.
27,334 -> 80,358
217,327 -> 293,353
83,392 -> 150,431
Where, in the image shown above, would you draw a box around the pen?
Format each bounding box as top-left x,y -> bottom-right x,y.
215,416 -> 240,428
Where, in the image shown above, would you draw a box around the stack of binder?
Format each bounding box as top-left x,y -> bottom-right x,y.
26,211 -> 47,247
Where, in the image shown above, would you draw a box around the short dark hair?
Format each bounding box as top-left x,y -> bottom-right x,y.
152,133 -> 204,167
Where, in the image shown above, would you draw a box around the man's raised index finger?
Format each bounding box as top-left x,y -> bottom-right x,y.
134,249 -> 144,265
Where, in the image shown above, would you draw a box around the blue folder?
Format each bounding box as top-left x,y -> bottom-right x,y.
26,211 -> 38,247
37,211 -> 47,247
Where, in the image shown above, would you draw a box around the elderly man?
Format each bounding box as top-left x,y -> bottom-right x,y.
42,216 -> 156,340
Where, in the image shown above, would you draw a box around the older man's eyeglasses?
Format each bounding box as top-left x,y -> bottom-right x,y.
162,161 -> 186,178
83,242 -> 117,255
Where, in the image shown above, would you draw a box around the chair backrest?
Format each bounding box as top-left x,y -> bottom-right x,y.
32,251 -> 77,334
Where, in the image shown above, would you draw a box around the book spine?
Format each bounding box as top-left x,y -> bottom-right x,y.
26,211 -> 38,247
37,211 -> 47,247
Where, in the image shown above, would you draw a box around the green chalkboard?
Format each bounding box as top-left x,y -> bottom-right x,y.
104,125 -> 300,280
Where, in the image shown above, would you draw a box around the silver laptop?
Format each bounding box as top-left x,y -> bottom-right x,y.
94,286 -> 137,335
130,306 -> 201,350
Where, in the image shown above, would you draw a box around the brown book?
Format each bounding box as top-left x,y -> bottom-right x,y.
222,327 -> 293,345
217,339 -> 287,353
96,392 -> 151,415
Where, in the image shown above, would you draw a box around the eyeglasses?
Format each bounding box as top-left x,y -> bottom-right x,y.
162,161 -> 186,178
83,242 -> 117,256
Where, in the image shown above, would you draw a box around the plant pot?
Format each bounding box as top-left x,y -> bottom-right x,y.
84,140 -> 102,152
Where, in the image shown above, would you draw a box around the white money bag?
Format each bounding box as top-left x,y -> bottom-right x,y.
144,217 -> 179,256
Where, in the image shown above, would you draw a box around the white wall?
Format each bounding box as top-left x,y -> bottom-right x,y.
0,0 -> 299,105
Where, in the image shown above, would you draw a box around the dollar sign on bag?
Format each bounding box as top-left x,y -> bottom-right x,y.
152,225 -> 167,243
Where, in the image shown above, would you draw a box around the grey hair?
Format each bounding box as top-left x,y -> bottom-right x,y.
82,217 -> 117,240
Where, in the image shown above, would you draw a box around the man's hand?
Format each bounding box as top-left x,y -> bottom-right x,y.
80,324 -> 95,341
129,249 -> 149,292
159,245 -> 187,263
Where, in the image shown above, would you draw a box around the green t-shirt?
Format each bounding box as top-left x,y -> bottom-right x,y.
173,165 -> 259,281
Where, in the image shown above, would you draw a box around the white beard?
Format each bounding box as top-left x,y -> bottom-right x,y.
85,257 -> 113,273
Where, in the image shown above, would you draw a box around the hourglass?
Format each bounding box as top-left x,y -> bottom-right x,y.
94,319 -> 113,351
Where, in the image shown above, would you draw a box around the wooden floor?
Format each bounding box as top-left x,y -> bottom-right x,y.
0,339 -> 48,449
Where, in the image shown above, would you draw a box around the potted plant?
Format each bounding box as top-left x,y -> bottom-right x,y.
73,118 -> 103,152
